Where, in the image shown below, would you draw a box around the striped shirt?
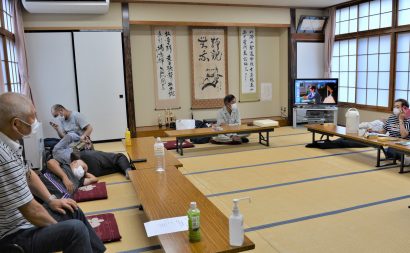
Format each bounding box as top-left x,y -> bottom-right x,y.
0,132 -> 34,239
383,115 -> 410,139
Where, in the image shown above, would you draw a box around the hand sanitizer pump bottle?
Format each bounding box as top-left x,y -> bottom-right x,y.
229,197 -> 251,246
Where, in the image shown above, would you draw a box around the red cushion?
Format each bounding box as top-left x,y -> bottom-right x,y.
86,213 -> 121,243
74,182 -> 108,202
164,140 -> 195,150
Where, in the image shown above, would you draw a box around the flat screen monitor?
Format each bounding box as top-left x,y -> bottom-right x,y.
294,78 -> 338,105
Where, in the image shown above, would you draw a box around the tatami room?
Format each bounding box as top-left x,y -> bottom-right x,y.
2,0 -> 410,253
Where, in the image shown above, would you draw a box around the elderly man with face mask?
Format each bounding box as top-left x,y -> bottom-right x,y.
212,94 -> 249,144
372,98 -> 410,162
0,93 -> 105,253
50,104 -> 93,142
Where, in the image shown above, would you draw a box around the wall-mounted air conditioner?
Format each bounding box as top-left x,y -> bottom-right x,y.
22,0 -> 110,14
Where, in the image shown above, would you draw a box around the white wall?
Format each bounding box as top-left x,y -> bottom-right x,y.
131,26 -> 289,127
297,42 -> 324,78
129,3 -> 290,25
23,3 -> 294,128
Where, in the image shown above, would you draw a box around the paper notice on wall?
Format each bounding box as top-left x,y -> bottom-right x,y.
260,82 -> 272,101
144,216 -> 188,237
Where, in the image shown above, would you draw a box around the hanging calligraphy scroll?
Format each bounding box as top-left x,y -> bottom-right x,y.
191,27 -> 228,109
239,27 -> 259,102
152,27 -> 179,109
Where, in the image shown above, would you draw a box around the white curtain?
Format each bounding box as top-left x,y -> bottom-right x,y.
0,61 -> 4,94
324,7 -> 336,78
13,1 -> 31,98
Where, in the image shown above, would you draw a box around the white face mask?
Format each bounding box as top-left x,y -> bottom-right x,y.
17,118 -> 40,137
231,103 -> 238,110
393,108 -> 401,116
73,165 -> 85,179
57,114 -> 65,121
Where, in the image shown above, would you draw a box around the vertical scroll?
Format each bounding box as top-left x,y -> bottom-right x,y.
191,27 -> 228,109
152,27 -> 179,109
239,27 -> 259,102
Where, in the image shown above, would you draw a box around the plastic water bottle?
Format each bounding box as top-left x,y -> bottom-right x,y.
188,202 -> 201,242
125,128 -> 131,146
154,137 -> 165,172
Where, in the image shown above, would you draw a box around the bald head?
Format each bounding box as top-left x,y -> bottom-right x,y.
0,92 -> 34,129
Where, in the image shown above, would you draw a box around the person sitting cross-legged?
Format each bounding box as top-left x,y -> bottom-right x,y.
212,94 -> 250,144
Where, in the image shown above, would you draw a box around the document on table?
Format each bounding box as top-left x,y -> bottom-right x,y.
144,216 -> 188,237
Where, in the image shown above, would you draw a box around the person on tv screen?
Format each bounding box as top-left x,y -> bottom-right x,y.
323,83 -> 337,104
303,85 -> 321,104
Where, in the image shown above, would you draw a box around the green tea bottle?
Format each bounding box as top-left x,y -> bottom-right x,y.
188,202 -> 201,242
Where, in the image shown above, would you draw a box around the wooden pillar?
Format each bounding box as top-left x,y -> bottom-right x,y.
122,3 -> 137,137
288,8 -> 297,125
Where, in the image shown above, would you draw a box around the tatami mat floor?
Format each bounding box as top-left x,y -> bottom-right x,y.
86,126 -> 410,253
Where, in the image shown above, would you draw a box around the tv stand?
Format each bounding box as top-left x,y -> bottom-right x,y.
293,107 -> 338,128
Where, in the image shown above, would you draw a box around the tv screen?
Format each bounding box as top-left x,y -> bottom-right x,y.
294,78 -> 338,105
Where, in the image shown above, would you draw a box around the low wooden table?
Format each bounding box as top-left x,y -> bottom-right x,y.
165,124 -> 277,155
305,124 -> 399,168
129,166 -> 255,253
382,141 -> 410,173
125,137 -> 183,169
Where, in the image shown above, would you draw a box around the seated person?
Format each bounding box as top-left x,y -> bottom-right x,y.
0,92 -> 105,253
303,85 -> 321,104
372,98 -> 410,161
50,104 -> 93,142
212,94 -> 249,144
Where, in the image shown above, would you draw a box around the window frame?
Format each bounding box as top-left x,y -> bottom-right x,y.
0,0 -> 17,93
334,0 -> 410,113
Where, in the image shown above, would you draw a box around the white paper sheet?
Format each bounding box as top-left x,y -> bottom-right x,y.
176,119 -> 196,130
260,82 -> 272,101
144,216 -> 188,237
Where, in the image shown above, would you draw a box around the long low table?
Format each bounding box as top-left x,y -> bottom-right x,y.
125,137 -> 183,169
165,124 -> 277,155
305,124 -> 398,169
129,166 -> 255,253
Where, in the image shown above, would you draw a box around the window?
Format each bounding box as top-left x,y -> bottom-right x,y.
335,6 -> 358,35
398,0 -> 410,26
331,39 -> 357,103
358,0 -> 392,31
336,0 -> 392,35
332,0 -> 410,110
395,32 -> 410,100
356,35 -> 390,107
0,0 -> 20,93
